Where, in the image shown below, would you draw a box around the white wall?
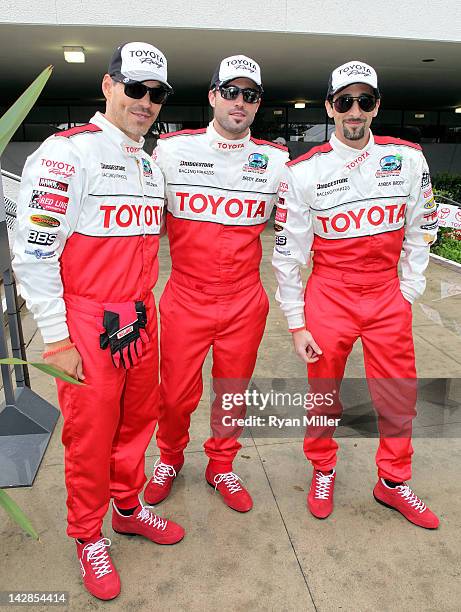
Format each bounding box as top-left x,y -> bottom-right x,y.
0,0 -> 460,43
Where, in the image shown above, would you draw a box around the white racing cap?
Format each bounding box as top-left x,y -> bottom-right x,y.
326,60 -> 380,98
210,54 -> 263,90
108,41 -> 172,90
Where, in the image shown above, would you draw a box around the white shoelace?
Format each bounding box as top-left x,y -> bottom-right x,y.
315,471 -> 335,500
213,472 -> 243,495
152,459 -> 177,486
397,484 -> 427,513
136,505 -> 168,531
82,538 -> 113,579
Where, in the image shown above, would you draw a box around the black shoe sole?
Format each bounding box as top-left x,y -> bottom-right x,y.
112,528 -> 185,544
373,493 -> 438,530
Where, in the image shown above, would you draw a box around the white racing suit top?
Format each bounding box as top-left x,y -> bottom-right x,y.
154,121 -> 289,285
12,112 -> 165,343
272,132 -> 438,330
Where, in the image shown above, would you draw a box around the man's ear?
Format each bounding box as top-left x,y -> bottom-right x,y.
372,98 -> 381,118
102,74 -> 113,101
325,99 -> 334,119
208,89 -> 216,108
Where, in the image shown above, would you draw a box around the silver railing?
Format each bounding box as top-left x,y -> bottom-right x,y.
1,169 -> 20,234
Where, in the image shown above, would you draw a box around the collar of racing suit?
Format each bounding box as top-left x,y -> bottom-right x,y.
330,130 -> 375,159
329,130 -> 375,174
206,120 -> 251,151
91,111 -> 146,158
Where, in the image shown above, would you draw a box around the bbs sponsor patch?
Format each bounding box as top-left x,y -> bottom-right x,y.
29,214 -> 60,228
275,207 -> 287,223
421,172 -> 431,189
28,230 -> 57,246
38,177 -> 69,192
29,191 -> 69,214
275,235 -> 287,246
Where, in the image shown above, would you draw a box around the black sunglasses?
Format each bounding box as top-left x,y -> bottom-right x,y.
113,78 -> 172,104
332,94 -> 377,113
218,84 -> 262,104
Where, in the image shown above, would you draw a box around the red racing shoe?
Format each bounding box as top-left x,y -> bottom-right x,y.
205,465 -> 253,512
76,535 -> 120,600
373,479 -> 439,529
144,458 -> 183,505
112,503 -> 185,544
307,468 -> 336,519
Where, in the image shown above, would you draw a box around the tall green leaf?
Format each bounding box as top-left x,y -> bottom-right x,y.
0,66 -> 55,544
0,358 -> 84,385
0,65 -> 53,156
0,489 -> 40,540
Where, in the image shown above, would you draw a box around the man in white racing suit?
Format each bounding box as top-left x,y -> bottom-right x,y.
272,60 -> 439,529
144,55 -> 289,513
13,42 -> 184,600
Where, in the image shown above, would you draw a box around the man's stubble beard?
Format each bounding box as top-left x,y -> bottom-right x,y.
216,112 -> 253,137
342,122 -> 366,141
123,106 -> 157,140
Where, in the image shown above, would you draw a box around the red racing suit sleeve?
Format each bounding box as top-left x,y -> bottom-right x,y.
12,136 -> 86,343
400,152 -> 438,303
272,164 -> 314,330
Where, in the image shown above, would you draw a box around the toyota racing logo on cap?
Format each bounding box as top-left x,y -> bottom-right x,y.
327,60 -> 379,98
225,57 -> 257,74
338,62 -> 372,78
129,48 -> 165,70
109,41 -> 172,90
212,54 -> 263,88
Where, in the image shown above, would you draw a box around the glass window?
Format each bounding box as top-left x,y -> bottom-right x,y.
372,109 -> 403,139
251,106 -> 287,141
287,106 -> 327,143
403,110 -> 439,143
439,110 -> 461,143
26,106 -> 69,123
69,106 -> 104,124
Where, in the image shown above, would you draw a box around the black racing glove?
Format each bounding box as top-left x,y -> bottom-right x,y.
99,301 -> 149,369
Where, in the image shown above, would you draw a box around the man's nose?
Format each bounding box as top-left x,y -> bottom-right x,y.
349,100 -> 363,114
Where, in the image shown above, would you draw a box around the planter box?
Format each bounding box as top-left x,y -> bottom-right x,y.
429,252 -> 461,272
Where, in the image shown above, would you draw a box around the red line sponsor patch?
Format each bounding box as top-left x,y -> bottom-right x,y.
37,192 -> 69,214
275,207 -> 287,223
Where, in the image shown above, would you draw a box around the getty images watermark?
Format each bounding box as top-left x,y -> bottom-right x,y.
208,378 -> 461,439
221,388 -> 340,429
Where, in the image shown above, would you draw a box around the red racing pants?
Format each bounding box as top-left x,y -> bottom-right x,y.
57,293 -> 158,540
157,270 -> 269,468
304,266 -> 417,482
